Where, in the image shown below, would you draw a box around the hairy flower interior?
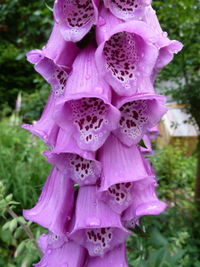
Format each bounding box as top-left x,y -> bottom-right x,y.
63,0 -> 95,28
103,32 -> 139,86
53,68 -> 68,96
108,182 -> 132,205
111,0 -> 142,14
86,227 -> 113,254
67,154 -> 99,184
119,100 -> 149,140
70,98 -> 109,144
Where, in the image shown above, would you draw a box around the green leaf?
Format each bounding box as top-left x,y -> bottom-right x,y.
138,139 -> 148,149
149,228 -> 168,247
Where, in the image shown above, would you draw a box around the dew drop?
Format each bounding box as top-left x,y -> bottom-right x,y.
47,249 -> 52,254
86,217 -> 101,226
85,74 -> 91,80
162,31 -> 168,38
98,16 -> 106,26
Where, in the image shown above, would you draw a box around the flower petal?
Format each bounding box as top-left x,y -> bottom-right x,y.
23,167 -> 74,235
112,93 -> 167,146
95,14 -> 159,96
54,45 -> 121,151
98,134 -> 154,213
35,236 -> 86,267
85,244 -> 128,267
144,6 -> 183,75
21,93 -> 59,148
70,186 -> 129,256
54,0 -> 99,42
122,177 -> 167,228
44,129 -> 102,186
104,0 -> 152,21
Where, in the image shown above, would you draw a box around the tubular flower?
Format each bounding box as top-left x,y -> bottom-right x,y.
104,0 -> 152,21
122,178 -> 167,228
69,186 -> 129,256
98,134 -> 154,214
22,93 -> 59,148
23,167 -> 74,235
147,125 -> 159,140
54,0 -> 99,42
22,24 -> 79,147
85,244 -> 128,267
44,129 -> 101,186
112,93 -> 167,146
95,8 -> 159,96
144,6 -> 183,80
35,233 -> 87,267
26,23 -> 79,96
54,45 -> 120,151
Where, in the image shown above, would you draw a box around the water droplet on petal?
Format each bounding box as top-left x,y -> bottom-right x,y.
85,74 -> 91,80
98,16 -> 106,26
162,31 -> 168,38
67,216 -> 71,221
47,249 -> 52,254
86,217 -> 101,226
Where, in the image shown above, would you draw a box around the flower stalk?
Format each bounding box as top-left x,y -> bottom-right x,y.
22,1 -> 183,265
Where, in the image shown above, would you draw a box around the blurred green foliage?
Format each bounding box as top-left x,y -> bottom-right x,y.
0,0 -> 54,120
0,119 -> 50,208
0,120 -> 50,266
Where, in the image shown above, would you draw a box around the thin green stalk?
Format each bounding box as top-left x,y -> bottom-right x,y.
7,207 -> 42,257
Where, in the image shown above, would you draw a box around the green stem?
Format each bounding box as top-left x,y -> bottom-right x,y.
7,207 -> 42,257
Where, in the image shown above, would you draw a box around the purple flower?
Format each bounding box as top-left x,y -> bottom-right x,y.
27,23 -> 79,96
23,167 -> 74,235
98,134 -> 154,214
54,0 -> 99,42
22,93 -> 59,148
27,23 -> 79,67
35,233 -> 86,267
54,45 -> 121,151
22,24 -> 79,147
104,0 -> 152,21
95,8 -> 159,96
122,177 -> 167,228
112,93 -> 167,146
147,125 -> 159,140
44,129 -> 101,186
69,186 -> 129,256
85,244 -> 128,267
144,6 -> 183,80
